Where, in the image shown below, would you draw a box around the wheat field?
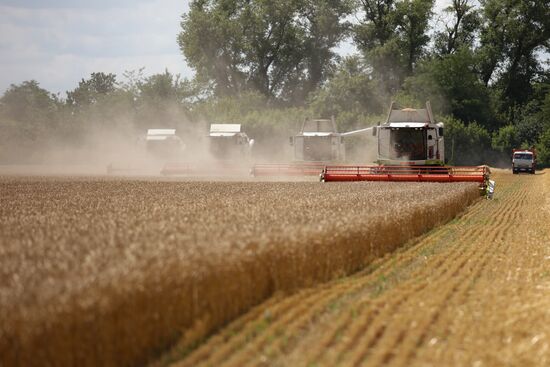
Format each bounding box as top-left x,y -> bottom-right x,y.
0,177 -> 479,367
168,170 -> 550,367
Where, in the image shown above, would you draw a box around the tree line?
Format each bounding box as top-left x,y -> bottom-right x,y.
1,0 -> 550,165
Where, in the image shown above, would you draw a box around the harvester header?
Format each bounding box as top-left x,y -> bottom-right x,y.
321,165 -> 490,184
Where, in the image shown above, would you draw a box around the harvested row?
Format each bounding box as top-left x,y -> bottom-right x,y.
171,171 -> 550,366
0,177 -> 480,367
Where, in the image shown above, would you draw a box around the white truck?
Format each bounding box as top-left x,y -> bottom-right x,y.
512,149 -> 536,174
372,102 -> 445,166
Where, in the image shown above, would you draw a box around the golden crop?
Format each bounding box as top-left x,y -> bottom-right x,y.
0,177 -> 479,367
173,171 -> 550,367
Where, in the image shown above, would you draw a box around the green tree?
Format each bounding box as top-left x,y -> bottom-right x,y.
0,81 -> 62,162
492,125 -> 519,154
514,103 -> 546,147
310,56 -> 384,118
354,0 -> 400,93
402,48 -> 493,125
354,0 -> 434,95
66,72 -> 117,107
139,70 -> 193,103
394,0 -> 434,74
285,0 -> 354,102
135,70 -> 195,130
0,80 -> 59,124
541,87 -> 550,129
443,116 -> 493,165
478,0 -> 550,108
536,127 -> 550,167
432,0 -> 479,56
119,67 -> 146,98
179,0 -> 352,102
65,72 -> 135,132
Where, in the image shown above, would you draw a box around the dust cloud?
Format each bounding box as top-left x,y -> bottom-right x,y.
0,114 -> 381,178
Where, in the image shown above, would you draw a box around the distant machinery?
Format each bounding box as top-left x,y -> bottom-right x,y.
252,117 -> 373,176
208,124 -> 254,160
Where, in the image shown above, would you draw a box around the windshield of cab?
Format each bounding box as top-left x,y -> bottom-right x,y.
513,153 -> 533,160
303,136 -> 332,161
379,127 -> 427,161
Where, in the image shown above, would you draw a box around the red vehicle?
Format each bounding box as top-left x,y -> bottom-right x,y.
512,149 -> 536,174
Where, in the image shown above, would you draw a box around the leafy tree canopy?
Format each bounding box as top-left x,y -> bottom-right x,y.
354,0 -> 434,95
310,56 -> 384,118
178,0 -> 353,103
0,80 -> 59,124
66,72 -> 118,107
478,0 -> 550,108
402,48 -> 494,126
432,0 -> 480,56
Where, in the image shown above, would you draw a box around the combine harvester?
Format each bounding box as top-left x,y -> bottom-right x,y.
320,102 -> 491,192
161,124 -> 254,176
107,128 -> 185,175
251,117 -> 373,177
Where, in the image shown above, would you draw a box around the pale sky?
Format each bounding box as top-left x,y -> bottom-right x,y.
0,0 -> 451,96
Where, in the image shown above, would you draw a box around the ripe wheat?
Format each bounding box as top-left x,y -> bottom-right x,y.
0,177 -> 479,367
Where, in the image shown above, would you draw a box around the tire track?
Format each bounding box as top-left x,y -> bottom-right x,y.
410,176 -> 540,366
345,226 -> 501,367
292,189 -> 515,366
359,176 -> 527,366
248,216 -> 489,366
353,175 -> 529,366
300,174 -> 524,366
242,221 -> 491,366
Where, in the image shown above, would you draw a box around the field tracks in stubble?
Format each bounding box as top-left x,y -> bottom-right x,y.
307,175 -> 529,367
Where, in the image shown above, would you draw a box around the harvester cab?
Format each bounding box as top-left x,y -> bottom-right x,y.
290,118 -> 344,162
106,128 -> 184,175
144,129 -> 185,159
372,102 -> 444,166
208,124 -> 254,160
